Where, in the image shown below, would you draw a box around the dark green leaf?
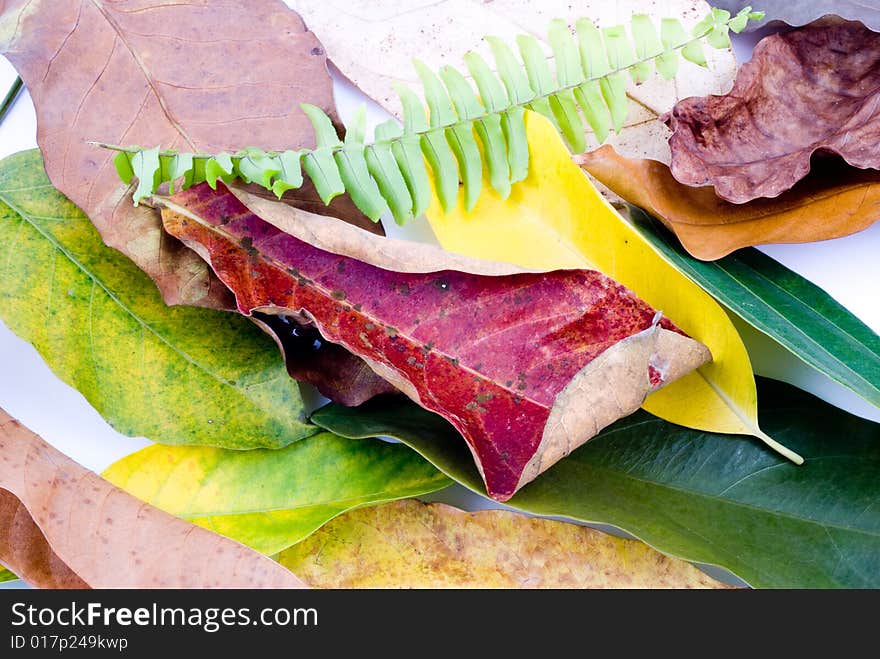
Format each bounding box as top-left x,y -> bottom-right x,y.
313,379 -> 880,588
630,207 -> 880,411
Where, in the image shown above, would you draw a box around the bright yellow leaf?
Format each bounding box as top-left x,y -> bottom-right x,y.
426,111 -> 796,459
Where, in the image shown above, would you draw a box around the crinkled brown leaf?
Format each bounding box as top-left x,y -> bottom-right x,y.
0,408 -> 305,589
665,18 -> 880,203
277,499 -> 730,589
716,1 -> 880,32
0,0 -> 378,311
156,183 -> 710,501
578,145 -> 880,260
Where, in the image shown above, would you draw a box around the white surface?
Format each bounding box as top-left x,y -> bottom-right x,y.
0,22 -> 878,516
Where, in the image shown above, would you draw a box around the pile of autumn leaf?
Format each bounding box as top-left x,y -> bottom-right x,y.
0,0 -> 878,589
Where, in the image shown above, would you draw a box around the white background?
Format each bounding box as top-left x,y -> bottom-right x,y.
0,10 -> 879,586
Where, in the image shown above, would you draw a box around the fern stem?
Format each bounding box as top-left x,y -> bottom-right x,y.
92,15 -> 736,160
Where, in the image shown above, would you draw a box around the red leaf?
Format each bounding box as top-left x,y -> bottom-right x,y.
158,184 -> 710,500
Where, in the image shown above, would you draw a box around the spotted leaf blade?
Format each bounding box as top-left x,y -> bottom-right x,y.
160,183 -> 710,500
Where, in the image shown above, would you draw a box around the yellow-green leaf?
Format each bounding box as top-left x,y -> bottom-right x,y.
425,111 -> 780,450
103,433 -> 451,556
277,499 -> 729,589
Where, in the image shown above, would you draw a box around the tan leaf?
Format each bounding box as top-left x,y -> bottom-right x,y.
292,0 -> 737,164
0,408 -> 305,588
0,0 -> 378,310
277,499 -> 731,589
578,145 -> 880,260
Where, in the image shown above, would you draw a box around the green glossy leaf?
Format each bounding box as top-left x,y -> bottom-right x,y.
575,18 -> 610,78
0,567 -> 17,583
302,149 -> 345,205
270,150 -> 305,198
300,103 -> 343,148
159,152 -> 194,194
365,141 -> 413,225
314,379 -> 880,588
131,146 -> 160,203
630,207 -> 880,411
574,82 -> 610,143
548,19 -> 584,87
439,66 -> 482,120
501,107 -> 529,183
334,145 -> 388,221
391,134 -> 433,219
420,129 -> 459,213
103,432 -> 451,555
394,83 -> 429,134
656,18 -> 688,79
205,152 -> 234,189
600,72 -> 628,133
549,91 -> 586,153
445,124 -> 482,211
235,150 -> 278,189
486,36 -> 534,105
414,59 -> 457,128
0,150 -> 316,449
463,51 -> 508,112
475,116 -> 511,199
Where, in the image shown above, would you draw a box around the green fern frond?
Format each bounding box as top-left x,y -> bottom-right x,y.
99,6 -> 762,225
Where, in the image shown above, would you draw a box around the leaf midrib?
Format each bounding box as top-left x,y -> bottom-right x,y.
0,182 -> 262,403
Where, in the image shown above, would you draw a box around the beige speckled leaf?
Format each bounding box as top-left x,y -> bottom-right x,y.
0,408 -> 305,589
277,499 -> 730,588
292,0 -> 737,164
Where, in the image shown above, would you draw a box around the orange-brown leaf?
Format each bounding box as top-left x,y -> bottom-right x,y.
578,145 -> 880,260
0,408 -> 305,589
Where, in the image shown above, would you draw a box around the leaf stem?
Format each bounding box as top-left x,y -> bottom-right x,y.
91,14 -> 742,159
0,76 -> 23,127
757,430 -> 804,465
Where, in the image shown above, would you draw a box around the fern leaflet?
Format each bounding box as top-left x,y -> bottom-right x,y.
99,6 -> 763,225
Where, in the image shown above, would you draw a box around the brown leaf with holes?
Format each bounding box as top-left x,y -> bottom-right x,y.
578,145 -> 880,260
0,408 -> 305,588
0,0 -> 379,311
277,499 -> 731,588
665,18 -> 880,203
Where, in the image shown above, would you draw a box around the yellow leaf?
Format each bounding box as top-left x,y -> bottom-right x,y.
426,111 -> 796,459
277,499 -> 730,589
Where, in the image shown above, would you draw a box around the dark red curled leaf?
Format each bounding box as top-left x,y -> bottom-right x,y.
158,184 -> 710,500
665,18 -> 880,203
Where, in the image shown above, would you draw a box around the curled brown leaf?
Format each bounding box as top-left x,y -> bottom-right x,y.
0,408 -> 305,589
665,18 -> 880,203
578,145 -> 880,260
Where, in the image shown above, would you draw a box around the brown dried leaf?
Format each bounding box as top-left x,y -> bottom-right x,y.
578,145 -> 880,260
665,18 -> 880,203
0,408 -> 305,588
277,499 -> 731,589
0,0 -> 378,310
